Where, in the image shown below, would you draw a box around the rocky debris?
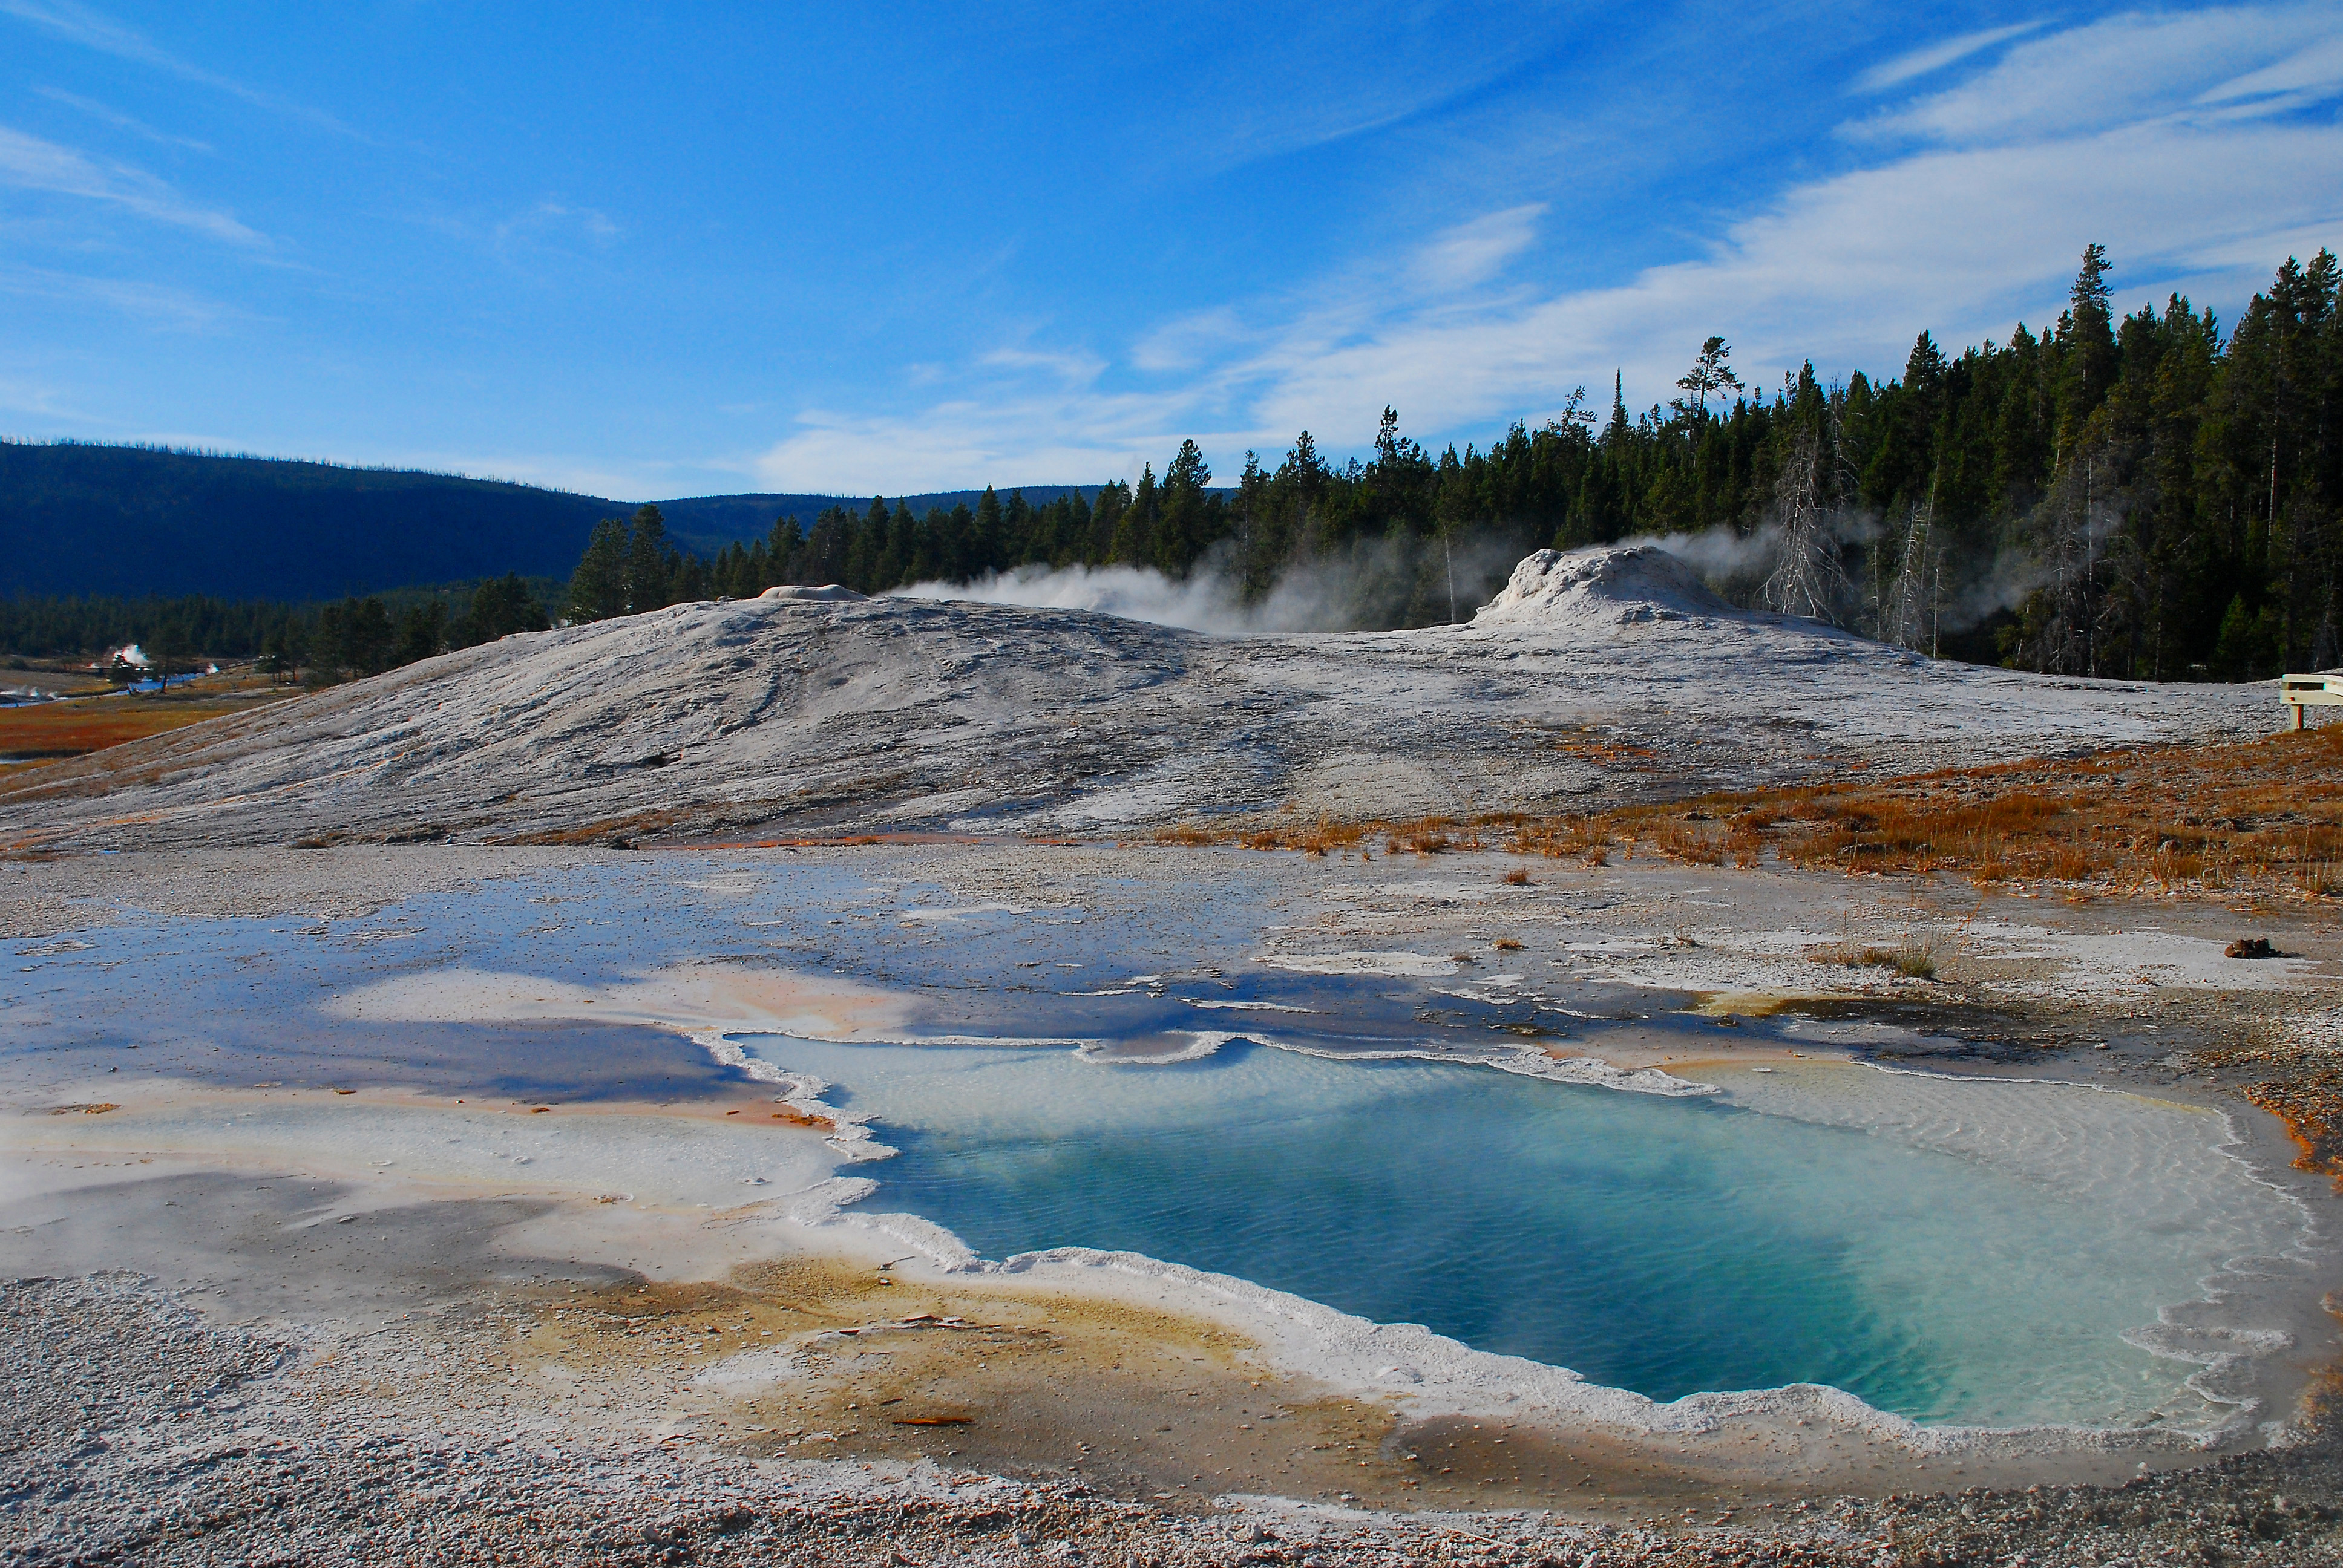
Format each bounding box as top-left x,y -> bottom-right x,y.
2207,1004 -> 2343,1179
5,1273 -> 2340,1566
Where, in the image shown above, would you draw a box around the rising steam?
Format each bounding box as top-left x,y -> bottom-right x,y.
888,533 -> 1527,636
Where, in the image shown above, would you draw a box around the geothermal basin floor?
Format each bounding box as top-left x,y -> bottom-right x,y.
6,840 -> 2343,1566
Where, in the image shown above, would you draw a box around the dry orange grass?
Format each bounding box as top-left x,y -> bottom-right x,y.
1179,814 -> 1492,858
1161,725 -> 2343,904
1585,724 -> 2343,901
0,694 -> 283,773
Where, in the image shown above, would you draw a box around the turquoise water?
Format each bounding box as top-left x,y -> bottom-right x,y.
744,1036 -> 2304,1431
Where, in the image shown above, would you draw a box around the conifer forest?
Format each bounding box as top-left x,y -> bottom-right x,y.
658,245 -> 2343,681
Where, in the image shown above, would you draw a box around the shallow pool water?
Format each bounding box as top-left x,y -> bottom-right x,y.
742,1034 -> 2304,1432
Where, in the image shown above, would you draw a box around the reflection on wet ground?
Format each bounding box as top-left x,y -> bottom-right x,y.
6,855 -> 1737,1101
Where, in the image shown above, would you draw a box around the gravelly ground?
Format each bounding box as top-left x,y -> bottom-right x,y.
6,1274 -> 2339,1567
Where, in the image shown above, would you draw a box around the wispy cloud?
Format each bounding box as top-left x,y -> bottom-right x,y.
753,384 -> 1217,496
2196,27 -> 2343,111
1855,5 -> 2343,144
0,264 -> 238,329
33,85 -> 212,151
1170,8 -> 1534,175
1233,120 -> 2343,449
0,123 -> 263,244
491,200 -> 621,264
1412,203 -> 1545,291
0,0 -> 358,138
0,369 -> 87,421
1853,21 -> 2047,93
749,8 -> 2343,494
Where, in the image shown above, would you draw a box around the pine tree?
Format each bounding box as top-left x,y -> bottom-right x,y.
1156,440 -> 1211,575
2057,243 -> 2119,444
396,601 -> 448,665
1076,482 -> 1113,560
624,504 -> 671,612
1674,336 -> 1744,419
767,516 -> 803,584
1114,467 -> 1156,566
974,485 -> 1003,577
568,518 -> 631,622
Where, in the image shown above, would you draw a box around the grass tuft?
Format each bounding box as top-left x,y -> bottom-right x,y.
1810,936 -> 1942,981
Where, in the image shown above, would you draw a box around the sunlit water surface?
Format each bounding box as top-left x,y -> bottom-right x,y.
742,1035 -> 2304,1432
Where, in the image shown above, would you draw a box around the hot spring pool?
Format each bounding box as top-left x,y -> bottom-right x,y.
5,854 -> 2320,1442
738,1034 -> 2308,1434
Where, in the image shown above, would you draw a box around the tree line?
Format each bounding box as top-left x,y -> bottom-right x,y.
11,241 -> 2334,685
568,243 -> 2336,679
1,575 -> 554,686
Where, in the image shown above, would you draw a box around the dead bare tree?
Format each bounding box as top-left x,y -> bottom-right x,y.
1879,499 -> 1939,653
2027,449 -> 2110,675
1760,423 -> 1850,622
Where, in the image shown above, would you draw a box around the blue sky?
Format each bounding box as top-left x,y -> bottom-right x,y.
3,2 -> 2341,500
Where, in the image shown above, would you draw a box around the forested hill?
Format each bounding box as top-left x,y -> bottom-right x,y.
0,443 -> 618,599
0,442 -> 1101,599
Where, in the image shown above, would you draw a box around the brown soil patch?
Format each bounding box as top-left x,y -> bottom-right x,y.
1575,724 -> 2343,901
496,1257 -> 2191,1521
513,1260 -> 1415,1506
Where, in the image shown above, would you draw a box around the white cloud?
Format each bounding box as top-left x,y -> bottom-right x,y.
1239,118 -> 2343,449
0,123 -> 262,244
1167,6 -> 1536,175
491,200 -> 622,263
2197,28 -> 2343,108
1854,21 -> 2048,93
977,344 -> 1109,383
1132,309 -> 1248,373
752,388 -> 1228,495
0,370 -> 84,420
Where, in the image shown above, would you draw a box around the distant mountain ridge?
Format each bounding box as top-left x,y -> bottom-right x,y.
0,442 -> 1104,600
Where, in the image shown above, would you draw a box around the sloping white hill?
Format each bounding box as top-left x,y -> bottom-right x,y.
0,548 -> 2275,852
